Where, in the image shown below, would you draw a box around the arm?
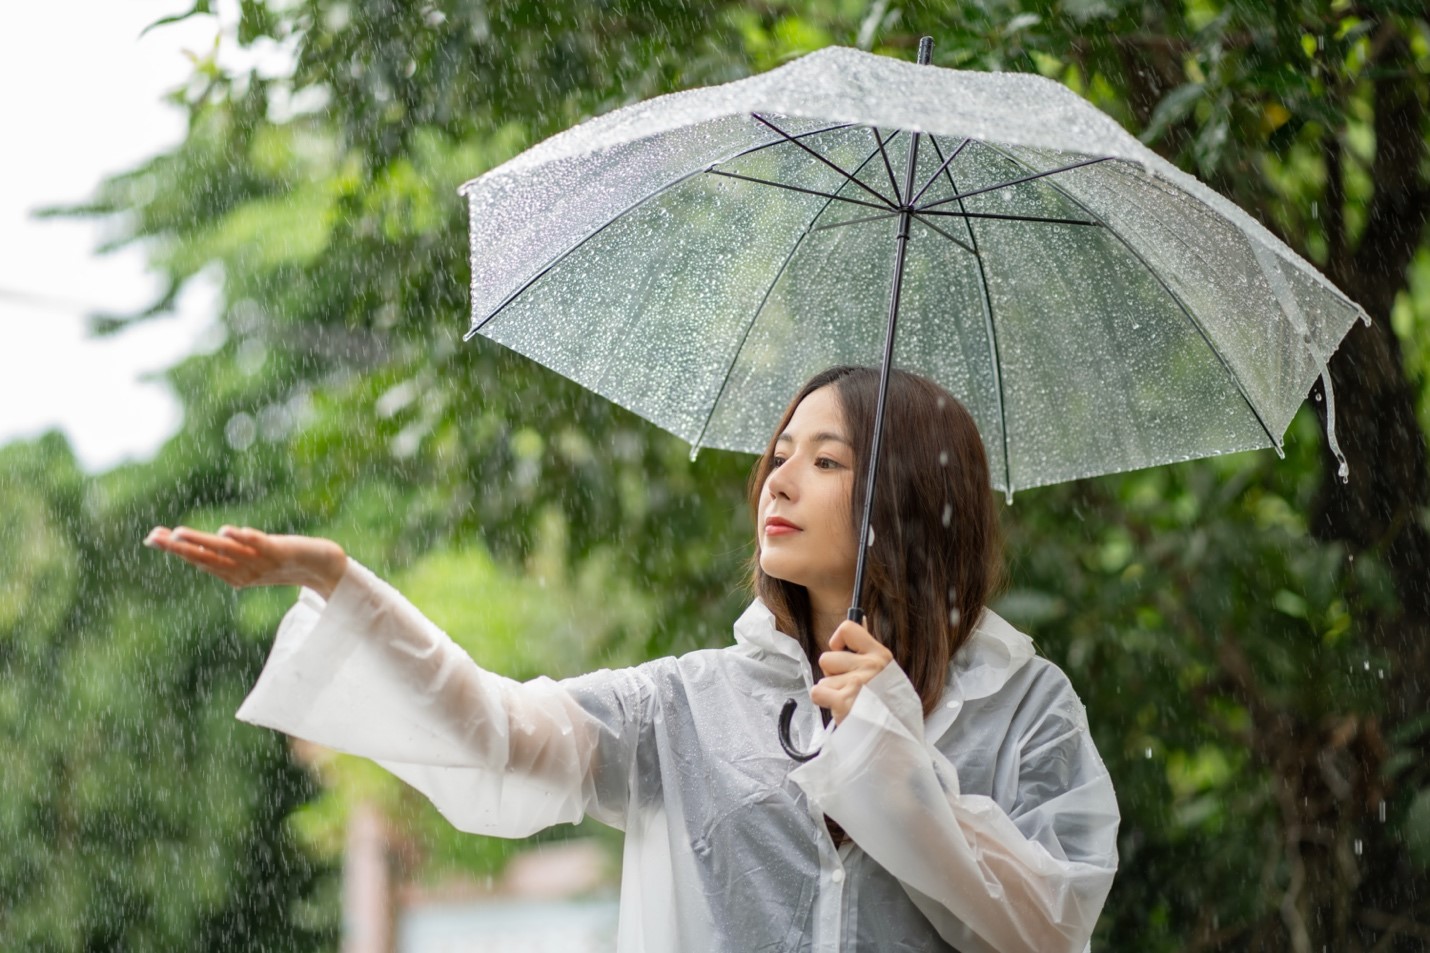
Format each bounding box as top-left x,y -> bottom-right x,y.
145,526 -> 656,835
791,663 -> 1119,953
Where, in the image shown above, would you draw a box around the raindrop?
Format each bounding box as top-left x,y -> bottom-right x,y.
1379,800 -> 1387,823
1144,747 -> 1152,759
938,450 -> 948,465
942,503 -> 953,527
866,526 -> 876,548
1314,391 -> 1323,403
1354,839 -> 1363,856
1363,660 -> 1370,671
948,607 -> 961,627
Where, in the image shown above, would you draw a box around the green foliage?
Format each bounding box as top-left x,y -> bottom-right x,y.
9,0 -> 1428,950
0,437 -> 335,950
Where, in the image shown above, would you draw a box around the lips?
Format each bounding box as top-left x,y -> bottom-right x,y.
764,516 -> 800,536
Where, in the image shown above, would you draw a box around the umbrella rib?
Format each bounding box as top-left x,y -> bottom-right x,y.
908,213 -> 976,256
917,209 -> 1100,226
751,113 -> 898,209
691,144 -> 891,452
909,137 -> 970,207
981,144 -> 1281,451
466,160 -> 886,337
871,126 -> 904,205
704,170 -> 890,211
928,134 -> 1013,497
719,122 -> 859,161
465,166 -> 714,336
916,156 -> 1113,212
810,211 -> 901,232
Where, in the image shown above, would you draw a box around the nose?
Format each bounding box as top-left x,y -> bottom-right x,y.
766,458 -> 795,501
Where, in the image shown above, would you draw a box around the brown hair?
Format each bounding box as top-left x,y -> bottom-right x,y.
747,366 -> 1004,717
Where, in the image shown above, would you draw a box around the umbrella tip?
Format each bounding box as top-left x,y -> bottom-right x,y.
917,36 -> 933,65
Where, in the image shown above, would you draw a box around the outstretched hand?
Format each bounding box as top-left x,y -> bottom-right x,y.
143,525 -> 348,599
811,619 -> 894,725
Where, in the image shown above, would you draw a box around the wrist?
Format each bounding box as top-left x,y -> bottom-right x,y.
302,541 -> 347,599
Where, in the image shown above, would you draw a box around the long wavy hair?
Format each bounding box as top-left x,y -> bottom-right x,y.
747,366 -> 1004,716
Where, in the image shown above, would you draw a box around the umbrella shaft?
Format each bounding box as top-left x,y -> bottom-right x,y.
849,38 -> 933,624
850,175 -> 922,622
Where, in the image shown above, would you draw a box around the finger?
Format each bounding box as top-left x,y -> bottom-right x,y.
811,676 -> 860,722
170,526 -> 259,558
818,650 -> 876,677
159,536 -> 242,573
831,619 -> 890,659
220,525 -> 268,547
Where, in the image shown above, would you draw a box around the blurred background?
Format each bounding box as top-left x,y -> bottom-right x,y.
2,1 -> 1428,950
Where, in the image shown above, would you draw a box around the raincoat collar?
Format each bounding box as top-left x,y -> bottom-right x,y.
732,598 -> 1036,698
922,607 -> 1036,743
732,597 -> 806,663
949,608 -> 1036,701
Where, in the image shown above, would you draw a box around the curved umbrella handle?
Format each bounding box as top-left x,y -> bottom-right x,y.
778,698 -> 823,762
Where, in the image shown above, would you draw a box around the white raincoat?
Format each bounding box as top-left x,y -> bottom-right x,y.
237,560 -> 1120,952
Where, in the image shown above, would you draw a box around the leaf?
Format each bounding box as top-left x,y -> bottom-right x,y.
1140,83 -> 1205,145
139,0 -> 213,38
1005,13 -> 1042,34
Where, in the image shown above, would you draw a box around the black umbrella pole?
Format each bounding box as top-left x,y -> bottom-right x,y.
848,214 -> 911,626
849,35 -> 933,625
779,37 -> 933,764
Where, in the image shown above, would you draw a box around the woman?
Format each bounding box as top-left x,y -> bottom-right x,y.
146,366 -> 1119,952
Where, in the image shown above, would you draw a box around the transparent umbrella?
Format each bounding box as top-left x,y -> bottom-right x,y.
458,38 -> 1367,759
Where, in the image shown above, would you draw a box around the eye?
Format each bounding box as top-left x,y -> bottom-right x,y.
770,455 -> 787,468
815,457 -> 841,470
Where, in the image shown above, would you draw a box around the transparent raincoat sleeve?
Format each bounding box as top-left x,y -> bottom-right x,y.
234,559 -> 654,837
790,661 -> 1120,953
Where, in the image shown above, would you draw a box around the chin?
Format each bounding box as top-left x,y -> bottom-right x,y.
759,552 -> 804,588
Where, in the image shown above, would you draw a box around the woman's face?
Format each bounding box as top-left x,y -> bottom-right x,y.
758,386 -> 858,599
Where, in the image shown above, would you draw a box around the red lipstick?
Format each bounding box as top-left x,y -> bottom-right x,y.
765,516 -> 800,536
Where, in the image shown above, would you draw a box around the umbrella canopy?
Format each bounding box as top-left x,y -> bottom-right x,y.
460,44 -> 1365,498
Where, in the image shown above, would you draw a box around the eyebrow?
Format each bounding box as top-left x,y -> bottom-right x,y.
776,430 -> 852,448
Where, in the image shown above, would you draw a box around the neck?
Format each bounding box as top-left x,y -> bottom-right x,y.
808,585 -> 849,653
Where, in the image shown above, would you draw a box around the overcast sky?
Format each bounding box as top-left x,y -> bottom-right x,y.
0,2 -> 242,473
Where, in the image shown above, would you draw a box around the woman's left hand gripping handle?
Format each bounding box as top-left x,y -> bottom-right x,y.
144,525 -> 348,599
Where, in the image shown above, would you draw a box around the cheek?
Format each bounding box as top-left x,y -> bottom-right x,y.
821,482 -> 856,546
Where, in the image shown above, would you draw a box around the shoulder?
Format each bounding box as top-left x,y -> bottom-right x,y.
957,612 -> 1092,756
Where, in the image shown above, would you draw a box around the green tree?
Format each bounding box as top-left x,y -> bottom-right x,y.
0,434 -> 334,949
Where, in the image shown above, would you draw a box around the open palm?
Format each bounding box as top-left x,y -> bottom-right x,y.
144,525 -> 348,598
